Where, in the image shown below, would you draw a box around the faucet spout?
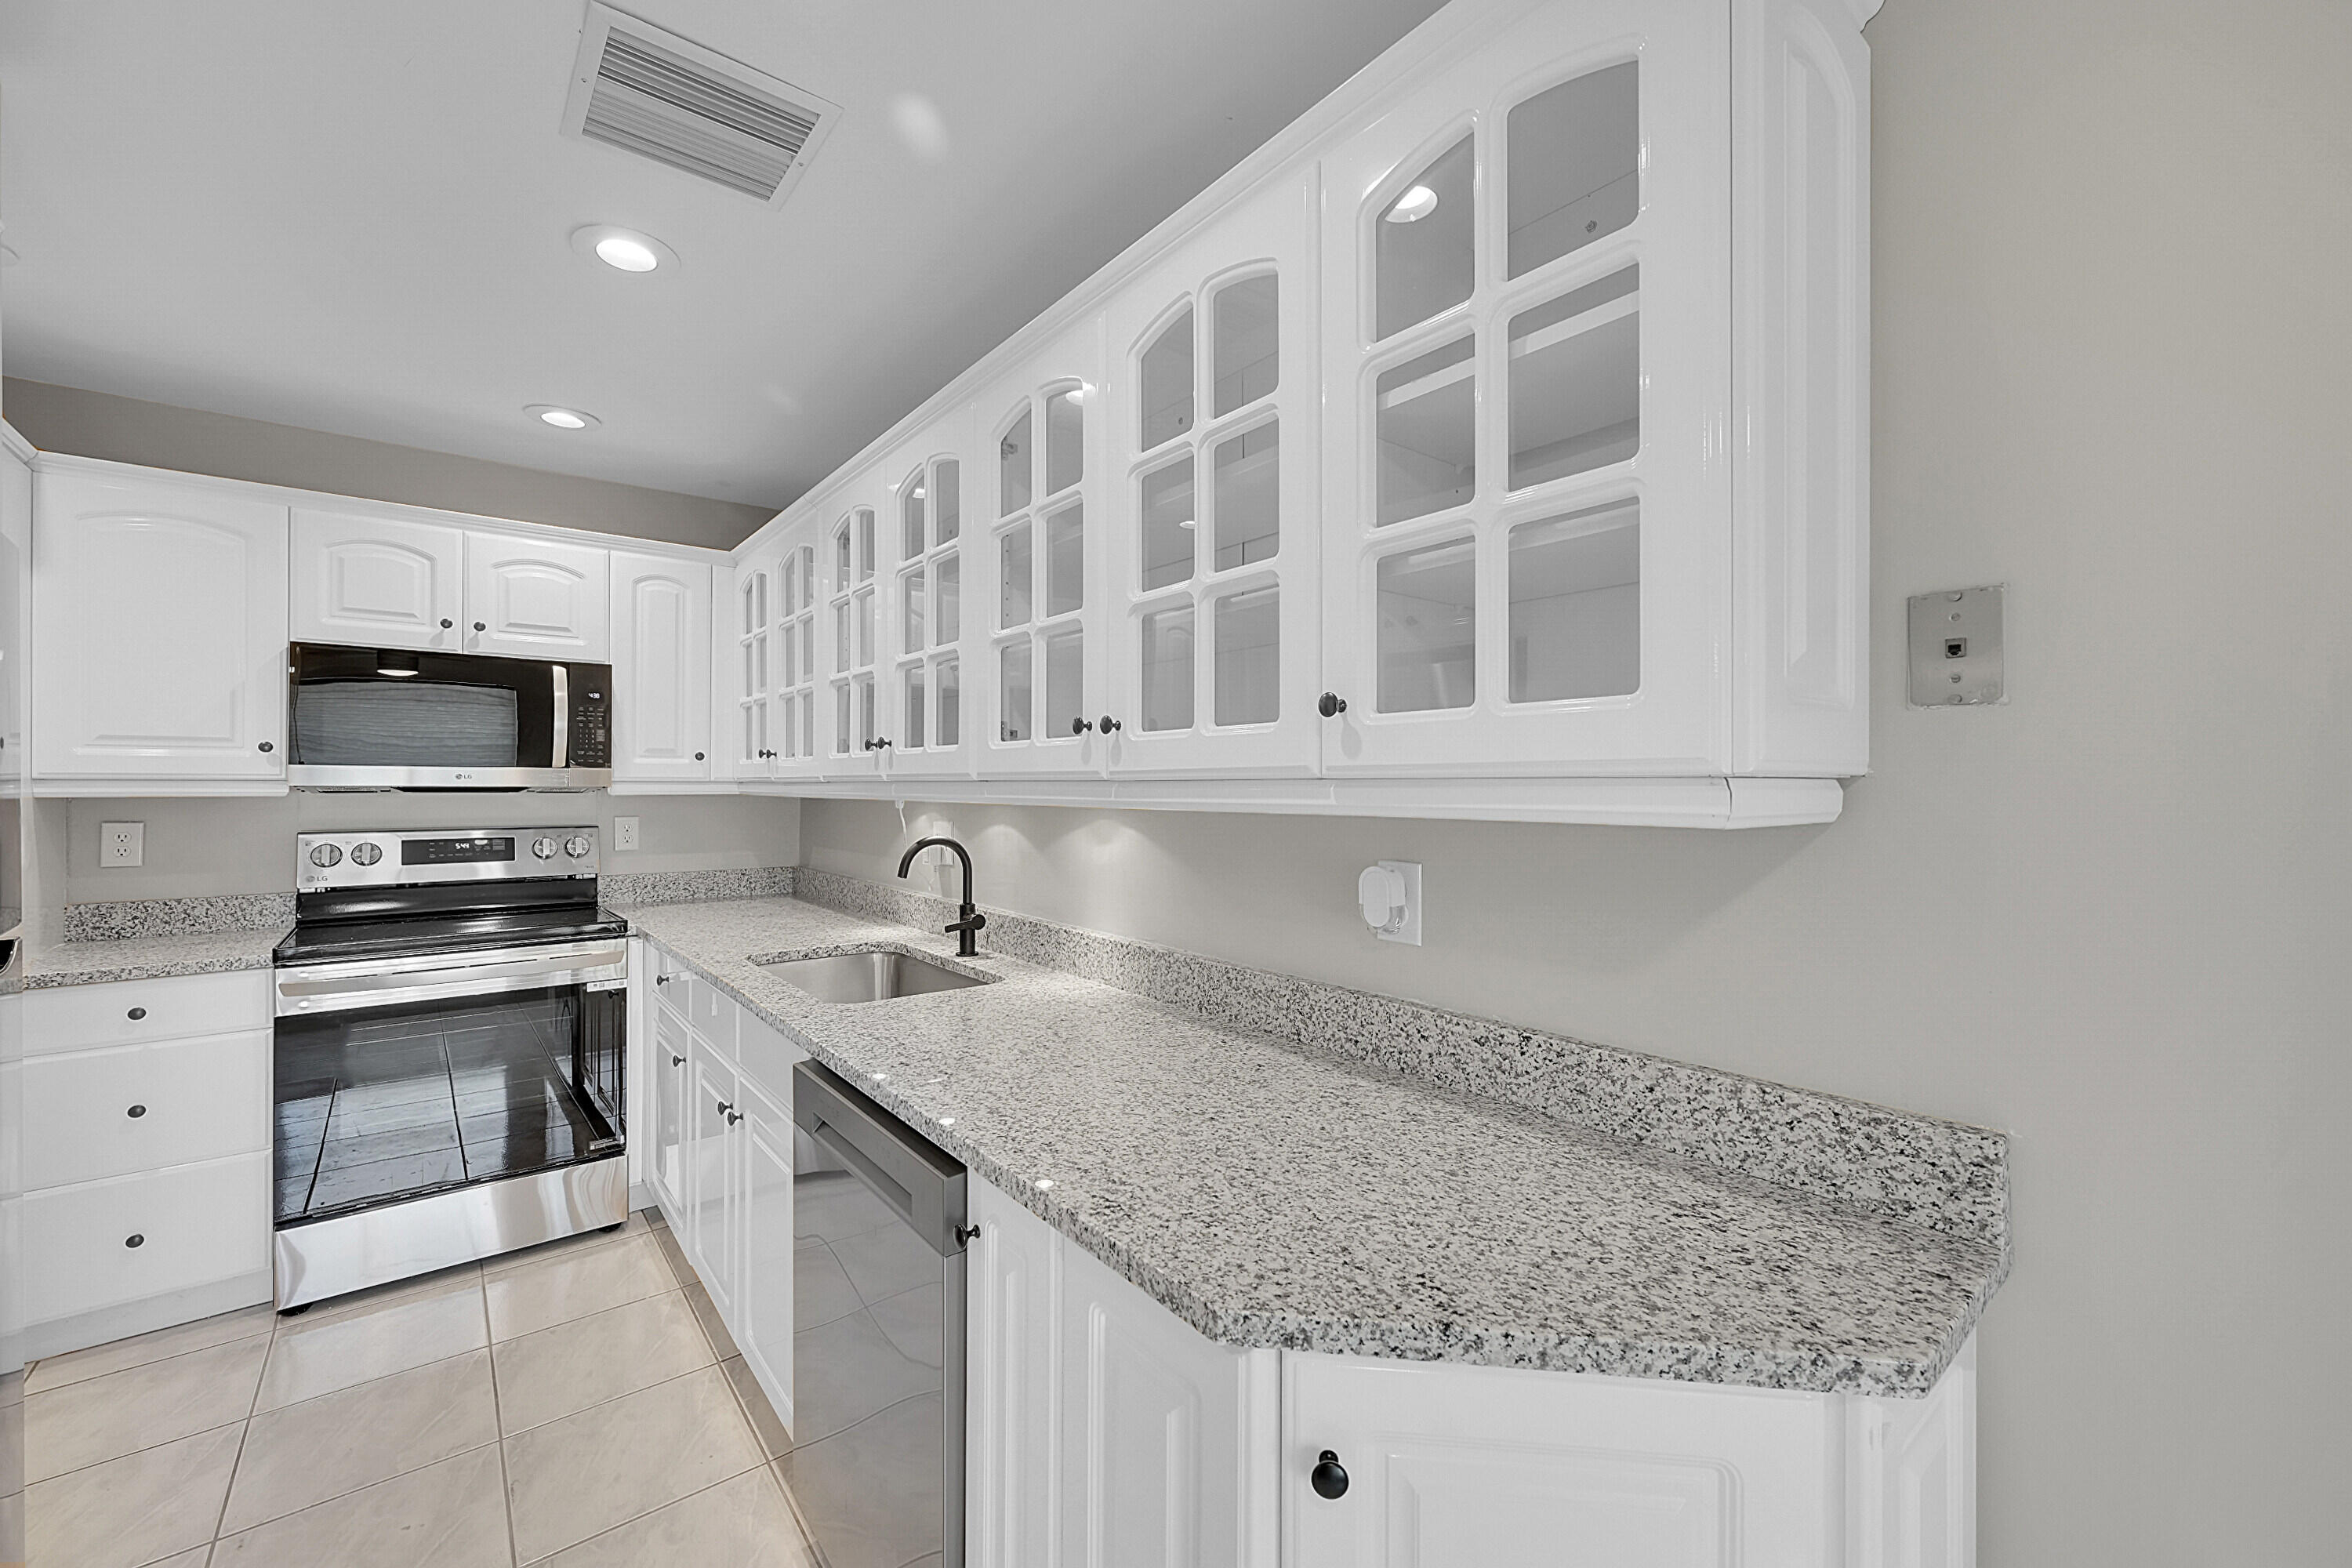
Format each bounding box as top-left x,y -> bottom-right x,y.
898,836 -> 986,958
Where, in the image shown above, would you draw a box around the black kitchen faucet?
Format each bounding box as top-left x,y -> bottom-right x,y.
897,836 -> 986,957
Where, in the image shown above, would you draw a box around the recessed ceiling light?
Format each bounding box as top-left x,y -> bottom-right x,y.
525,404 -> 600,430
1385,184 -> 1439,223
568,223 -> 680,274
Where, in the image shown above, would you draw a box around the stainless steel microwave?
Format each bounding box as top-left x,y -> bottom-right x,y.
285,643 -> 612,789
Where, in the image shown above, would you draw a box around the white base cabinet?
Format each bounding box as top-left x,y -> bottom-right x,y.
967,1174 -> 1976,1568
637,940 -> 804,1430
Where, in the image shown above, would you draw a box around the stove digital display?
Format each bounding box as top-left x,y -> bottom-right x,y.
401,836 -> 517,866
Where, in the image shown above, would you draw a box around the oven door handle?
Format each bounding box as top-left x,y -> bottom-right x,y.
276,944 -> 627,1016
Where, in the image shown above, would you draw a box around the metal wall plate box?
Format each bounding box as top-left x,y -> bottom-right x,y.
1909,586 -> 2006,706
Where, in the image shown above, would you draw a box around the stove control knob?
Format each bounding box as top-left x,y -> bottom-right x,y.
564,835 -> 593,859
309,844 -> 343,869
350,841 -> 382,866
531,837 -> 558,861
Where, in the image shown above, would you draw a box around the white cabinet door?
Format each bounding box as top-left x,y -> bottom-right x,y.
729,554 -> 777,777
977,315 -> 1112,779
1316,1 -> 1730,776
1057,1236 -> 1249,1568
877,410 -> 977,781
1283,1352 -> 1832,1568
818,487 -> 891,777
464,533 -> 612,660
22,1031 -> 270,1189
770,526 -> 826,779
289,507 -> 465,650
1102,169 -> 1321,779
684,1037 -> 740,1315
33,469 -> 288,782
646,1001 -> 691,1221
967,1176 -> 1060,1568
611,551 -> 713,782
734,1076 -> 797,1428
21,1151 -> 271,1325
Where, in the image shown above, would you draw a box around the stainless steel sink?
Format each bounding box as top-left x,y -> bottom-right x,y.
757,948 -> 988,1004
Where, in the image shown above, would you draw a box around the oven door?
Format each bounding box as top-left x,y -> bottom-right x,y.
273,942 -> 626,1229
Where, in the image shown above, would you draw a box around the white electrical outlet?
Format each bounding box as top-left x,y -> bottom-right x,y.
613,815 -> 641,852
101,821 -> 145,869
1359,860 -> 1423,946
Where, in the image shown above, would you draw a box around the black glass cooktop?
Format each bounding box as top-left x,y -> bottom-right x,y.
274,904 -> 630,967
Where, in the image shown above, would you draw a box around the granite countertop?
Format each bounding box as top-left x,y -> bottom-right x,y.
630,895 -> 2004,1398
24,925 -> 288,989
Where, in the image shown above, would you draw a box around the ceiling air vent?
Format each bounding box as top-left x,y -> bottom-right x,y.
561,3 -> 841,208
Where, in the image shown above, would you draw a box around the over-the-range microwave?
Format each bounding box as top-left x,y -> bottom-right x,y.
285,642 -> 612,789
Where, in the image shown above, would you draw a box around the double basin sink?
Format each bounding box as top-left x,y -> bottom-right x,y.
757,947 -> 988,1004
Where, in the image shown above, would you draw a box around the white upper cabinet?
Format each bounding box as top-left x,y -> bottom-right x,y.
880,409 -> 975,781
979,317 -> 1110,779
821,489 -> 888,775
1317,0 -> 1728,777
1103,170 -> 1321,779
288,508 -> 465,651
611,551 -> 713,782
34,468 -> 288,786
463,534 -> 612,660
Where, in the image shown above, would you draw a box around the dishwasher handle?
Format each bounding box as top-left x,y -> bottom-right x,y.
793,1059 -> 967,1258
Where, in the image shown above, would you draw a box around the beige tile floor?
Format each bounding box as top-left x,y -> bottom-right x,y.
16,1210 -> 815,1567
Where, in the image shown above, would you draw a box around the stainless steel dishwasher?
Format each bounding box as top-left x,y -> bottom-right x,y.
790,1059 -> 968,1568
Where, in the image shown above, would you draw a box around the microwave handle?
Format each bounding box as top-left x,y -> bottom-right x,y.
552,662 -> 569,770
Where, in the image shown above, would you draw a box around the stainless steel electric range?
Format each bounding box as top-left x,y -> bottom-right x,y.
270,826 -> 630,1309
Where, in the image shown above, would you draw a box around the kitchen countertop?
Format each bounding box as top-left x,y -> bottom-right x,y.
630,895 -> 2005,1398
23,924 -> 287,988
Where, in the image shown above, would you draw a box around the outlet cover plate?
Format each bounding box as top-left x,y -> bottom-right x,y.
612,815 -> 641,852
101,821 -> 145,868
1374,859 -> 1422,946
1908,585 -> 2005,706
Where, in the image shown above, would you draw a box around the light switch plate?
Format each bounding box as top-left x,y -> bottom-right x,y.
612,815 -> 641,852
1908,585 -> 2005,706
101,821 -> 144,868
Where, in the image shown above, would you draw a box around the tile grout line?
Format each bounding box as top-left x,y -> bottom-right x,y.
207,1302 -> 280,1548
485,1278 -> 523,1568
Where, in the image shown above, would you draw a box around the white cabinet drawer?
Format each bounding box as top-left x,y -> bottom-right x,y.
24,1031 -> 270,1189
23,1151 -> 271,1325
687,975 -> 736,1058
26,970 -> 271,1055
735,1010 -> 802,1102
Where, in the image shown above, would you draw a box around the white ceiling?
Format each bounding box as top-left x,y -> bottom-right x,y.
0,0 -> 1447,513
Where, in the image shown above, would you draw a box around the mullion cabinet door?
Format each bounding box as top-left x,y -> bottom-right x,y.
770,521 -> 826,780
1101,168 -> 1322,778
732,559 -> 777,775
881,407 -> 978,780
1316,0 -> 1731,777
978,314 -> 1110,779
821,490 -> 891,777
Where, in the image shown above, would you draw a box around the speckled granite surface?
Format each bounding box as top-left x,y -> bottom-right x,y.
601,867 -> 795,909
24,926 -> 285,989
63,893 -> 297,942
794,870 -> 2007,1249
630,894 -> 2008,1396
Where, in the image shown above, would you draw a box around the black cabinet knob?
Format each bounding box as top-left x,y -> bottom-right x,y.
669,1053 -> 684,1067
655,974 -> 670,985
1317,692 -> 1348,719
125,1233 -> 145,1249
1098,714 -> 1122,733
257,740 -> 274,753
474,621 -> 487,632
127,1007 -> 147,1021
1071,716 -> 1094,735
127,1104 -> 147,1119
724,1108 -> 742,1126
1311,1450 -> 1349,1500
440,618 -> 454,629
694,751 -> 705,761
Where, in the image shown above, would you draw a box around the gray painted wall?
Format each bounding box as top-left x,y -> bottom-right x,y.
2,379 -> 777,550
802,0 -> 2352,1559
49,793 -> 798,907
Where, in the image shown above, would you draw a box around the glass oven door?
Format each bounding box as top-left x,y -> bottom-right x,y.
274,949 -> 626,1228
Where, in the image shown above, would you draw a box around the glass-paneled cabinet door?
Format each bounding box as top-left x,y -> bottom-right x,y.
1101,169 -> 1320,777
881,408 -> 975,779
731,556 -> 775,775
822,491 -> 889,775
768,517 -> 825,780
979,314 -> 1109,779
1316,0 -> 1732,776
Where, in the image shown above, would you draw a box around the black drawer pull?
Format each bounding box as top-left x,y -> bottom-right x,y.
127,1104 -> 147,1119
127,1007 -> 147,1021
125,1233 -> 145,1249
